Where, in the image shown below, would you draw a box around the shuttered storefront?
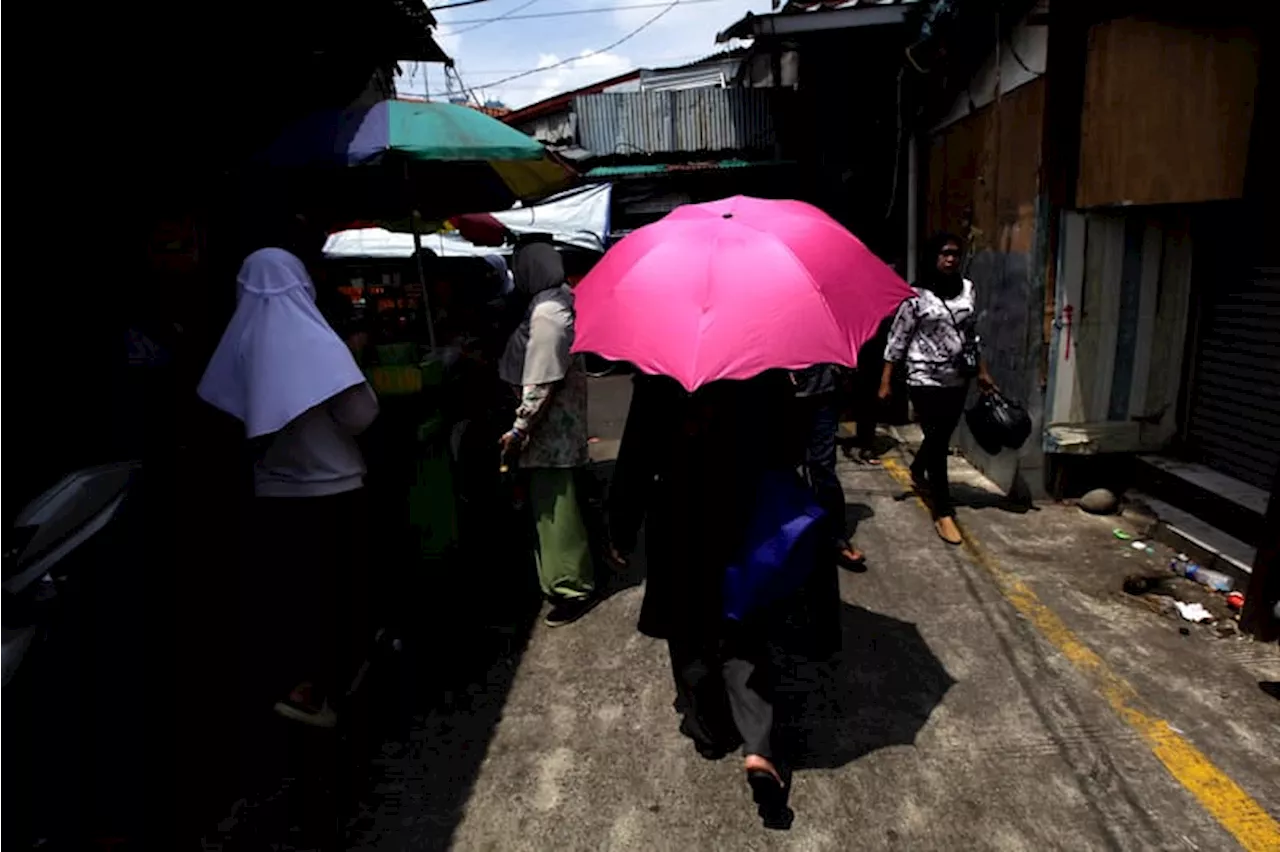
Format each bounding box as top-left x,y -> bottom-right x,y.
1186,264 -> 1280,488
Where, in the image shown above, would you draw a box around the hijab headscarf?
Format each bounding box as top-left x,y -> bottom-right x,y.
499,243 -> 576,386
918,232 -> 965,300
197,247 -> 366,438
482,254 -> 514,297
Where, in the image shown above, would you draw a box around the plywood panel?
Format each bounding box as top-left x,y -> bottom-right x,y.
925,79 -> 1045,254
1077,17 -> 1259,208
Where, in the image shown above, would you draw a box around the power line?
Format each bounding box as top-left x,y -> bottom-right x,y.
434,51 -> 712,75
437,0 -> 719,27
430,0 -> 496,9
447,0 -> 541,36
429,0 -> 683,96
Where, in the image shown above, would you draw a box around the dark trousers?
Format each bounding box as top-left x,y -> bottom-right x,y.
909,385 -> 968,519
800,394 -> 847,542
668,632 -> 774,760
246,490 -> 369,704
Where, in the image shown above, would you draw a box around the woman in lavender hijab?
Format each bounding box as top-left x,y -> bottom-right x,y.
198,215 -> 378,728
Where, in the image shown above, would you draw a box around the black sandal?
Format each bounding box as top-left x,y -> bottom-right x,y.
747,768 -> 788,810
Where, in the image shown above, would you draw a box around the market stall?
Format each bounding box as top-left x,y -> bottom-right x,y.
319,183 -> 612,626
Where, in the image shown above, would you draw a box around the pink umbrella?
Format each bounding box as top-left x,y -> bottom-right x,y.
571,196 -> 914,391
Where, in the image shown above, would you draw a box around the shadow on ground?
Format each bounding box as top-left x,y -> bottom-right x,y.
891,478 -> 1037,515
952,482 -> 1038,514
777,603 -> 956,771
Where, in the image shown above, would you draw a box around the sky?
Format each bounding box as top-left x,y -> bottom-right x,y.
396,0 -> 773,109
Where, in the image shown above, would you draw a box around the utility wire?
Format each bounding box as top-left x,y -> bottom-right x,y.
429,0 -> 683,96
431,0 -> 496,10
438,0 -> 711,27
447,0 -> 541,35
426,51 -> 709,74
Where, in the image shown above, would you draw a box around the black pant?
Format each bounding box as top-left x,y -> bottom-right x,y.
909,385 -> 968,519
247,490 -> 369,704
799,394 -> 847,543
668,631 -> 774,760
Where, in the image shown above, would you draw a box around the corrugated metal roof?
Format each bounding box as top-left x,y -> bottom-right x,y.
586,159 -> 781,178
638,59 -> 741,92
574,89 -> 778,156
781,0 -> 917,13
717,0 -> 917,41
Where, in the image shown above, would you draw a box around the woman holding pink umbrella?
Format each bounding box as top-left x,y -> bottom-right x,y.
581,196 -> 912,817
610,369 -> 799,812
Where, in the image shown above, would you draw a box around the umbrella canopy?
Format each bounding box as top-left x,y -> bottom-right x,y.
260,99 -> 575,223
571,196 -> 914,391
324,183 -> 613,259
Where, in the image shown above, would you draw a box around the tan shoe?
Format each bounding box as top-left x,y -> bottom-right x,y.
935,516 -> 963,545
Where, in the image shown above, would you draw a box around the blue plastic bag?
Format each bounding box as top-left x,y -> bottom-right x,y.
723,469 -> 826,622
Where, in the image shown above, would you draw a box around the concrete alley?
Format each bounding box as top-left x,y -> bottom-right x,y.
341,376 -> 1280,851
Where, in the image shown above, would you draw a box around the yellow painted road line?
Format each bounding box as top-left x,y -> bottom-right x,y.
882,456 -> 1280,852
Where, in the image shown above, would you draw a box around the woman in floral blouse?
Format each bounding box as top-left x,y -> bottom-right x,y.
498,242 -> 594,626
880,233 -> 995,545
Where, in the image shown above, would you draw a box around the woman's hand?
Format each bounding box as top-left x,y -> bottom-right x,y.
977,371 -> 999,394
878,361 -> 895,401
499,428 -> 527,455
605,544 -> 628,569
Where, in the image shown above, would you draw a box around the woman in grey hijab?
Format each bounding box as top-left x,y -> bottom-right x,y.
499,242 -> 594,626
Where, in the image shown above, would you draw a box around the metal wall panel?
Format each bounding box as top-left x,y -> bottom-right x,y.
1045,211 -> 1194,454
1187,265 -> 1280,488
574,90 -> 777,156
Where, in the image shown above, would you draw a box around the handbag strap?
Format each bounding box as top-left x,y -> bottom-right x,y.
929,286 -> 974,346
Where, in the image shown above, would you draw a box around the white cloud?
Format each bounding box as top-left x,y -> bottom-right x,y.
408,0 -> 771,108
492,50 -> 635,108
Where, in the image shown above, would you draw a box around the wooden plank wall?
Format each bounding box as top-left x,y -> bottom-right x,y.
1077,16 -> 1260,208
925,79 -> 1049,492
926,78 -> 1045,256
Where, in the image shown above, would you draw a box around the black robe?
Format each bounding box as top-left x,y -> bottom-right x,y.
609,372 -> 840,657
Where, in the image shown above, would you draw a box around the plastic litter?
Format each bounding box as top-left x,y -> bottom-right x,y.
1131,540 -> 1148,551
1175,552 -> 1190,563
1179,563 -> 1233,592
1226,591 -> 1245,611
1174,601 -> 1213,623
1145,546 -> 1156,556
1113,529 -> 1133,540
1171,561 -> 1234,592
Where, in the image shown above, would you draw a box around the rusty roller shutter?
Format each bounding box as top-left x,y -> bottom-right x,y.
1186,265 -> 1280,488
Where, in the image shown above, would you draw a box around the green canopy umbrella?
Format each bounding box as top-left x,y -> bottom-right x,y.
263,98 -> 577,345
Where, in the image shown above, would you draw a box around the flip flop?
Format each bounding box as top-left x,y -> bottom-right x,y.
746,769 -> 788,811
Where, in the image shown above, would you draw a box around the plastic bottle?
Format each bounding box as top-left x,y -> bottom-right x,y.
1182,563 -> 1234,592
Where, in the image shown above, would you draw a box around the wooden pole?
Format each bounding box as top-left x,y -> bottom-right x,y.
411,215 -> 438,350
